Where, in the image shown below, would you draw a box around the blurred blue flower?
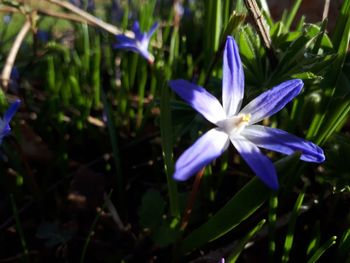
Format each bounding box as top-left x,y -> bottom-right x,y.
114,21 -> 158,63
169,36 -> 325,190
9,67 -> 20,92
3,14 -> 12,24
0,100 -> 20,144
37,30 -> 50,43
69,0 -> 95,12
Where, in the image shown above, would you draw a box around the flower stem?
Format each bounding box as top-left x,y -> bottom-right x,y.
180,168 -> 205,231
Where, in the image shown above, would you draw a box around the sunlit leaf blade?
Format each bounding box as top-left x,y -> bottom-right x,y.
281,191 -> 305,263
228,219 -> 266,263
284,0 -> 302,31
307,236 -> 337,263
306,221 -> 321,256
181,154 -> 300,253
336,228 -> 350,262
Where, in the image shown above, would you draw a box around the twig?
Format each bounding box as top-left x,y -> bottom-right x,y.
80,190 -> 113,263
244,0 -> 271,49
244,0 -> 278,67
47,0 -> 134,37
103,192 -> 126,231
37,8 -> 94,24
0,6 -> 107,28
322,0 -> 330,21
180,168 -> 205,231
1,20 -> 31,90
0,6 -> 18,13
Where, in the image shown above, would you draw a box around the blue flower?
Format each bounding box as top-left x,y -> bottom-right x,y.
169,36 -> 325,190
0,100 -> 20,144
114,21 -> 158,63
69,0 -> 95,12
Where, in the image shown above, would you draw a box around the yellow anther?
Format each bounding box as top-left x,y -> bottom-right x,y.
242,113 -> 251,123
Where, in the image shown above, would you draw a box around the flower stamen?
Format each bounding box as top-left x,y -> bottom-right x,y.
218,113 -> 251,136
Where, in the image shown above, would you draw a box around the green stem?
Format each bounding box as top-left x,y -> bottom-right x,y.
101,90 -> 124,211
10,194 -> 29,262
80,190 -> 113,263
160,77 -> 179,218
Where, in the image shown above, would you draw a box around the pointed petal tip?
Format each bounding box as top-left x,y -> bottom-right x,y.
168,79 -> 227,124
4,99 -> 21,122
231,135 -> 279,190
226,35 -> 234,42
259,170 -> 279,191
168,79 -> 182,90
294,78 -> 304,91
285,78 -> 304,94
223,34 -> 244,116
148,22 -> 159,36
306,146 -> 326,163
173,171 -> 191,181
11,99 -> 21,109
269,180 -> 279,191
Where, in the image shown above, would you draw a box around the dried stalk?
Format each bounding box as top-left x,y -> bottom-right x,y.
322,0 -> 330,21
244,0 -> 278,67
47,0 -> 134,37
1,20 -> 31,90
180,168 -> 205,231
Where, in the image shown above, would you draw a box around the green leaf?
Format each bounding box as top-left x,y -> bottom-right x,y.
332,0 -> 350,49
337,228 -> 350,262
306,221 -> 321,256
160,77 -> 180,218
307,236 -> 337,263
138,189 -> 166,230
281,191 -> 305,263
181,154 -> 301,253
219,11 -> 246,44
152,223 -> 181,248
36,222 -> 73,248
284,0 -> 302,31
228,219 -> 266,262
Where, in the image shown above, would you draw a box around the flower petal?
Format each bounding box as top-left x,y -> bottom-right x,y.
169,79 -> 226,124
241,125 -> 325,163
222,36 -> 244,116
114,42 -> 152,61
114,42 -> 137,51
0,99 -> 20,144
115,34 -> 134,44
4,99 -> 20,123
132,21 -> 142,39
173,128 -> 229,181
231,135 -> 278,190
240,79 -> 303,124
147,22 -> 159,38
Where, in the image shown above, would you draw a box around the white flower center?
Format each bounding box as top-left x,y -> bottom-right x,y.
136,38 -> 148,52
218,113 -> 251,136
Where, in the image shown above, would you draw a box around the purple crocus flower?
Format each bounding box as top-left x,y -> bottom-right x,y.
114,21 -> 158,63
0,100 -> 20,144
169,36 -> 325,190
